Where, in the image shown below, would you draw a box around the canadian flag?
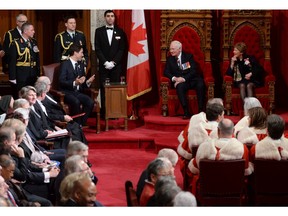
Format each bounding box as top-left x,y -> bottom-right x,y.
127,10 -> 152,100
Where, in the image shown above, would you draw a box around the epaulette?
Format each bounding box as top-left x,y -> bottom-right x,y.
54,31 -> 65,40
76,30 -> 84,34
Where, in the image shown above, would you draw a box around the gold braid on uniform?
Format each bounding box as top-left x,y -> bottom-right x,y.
55,32 -> 73,57
14,39 -> 30,66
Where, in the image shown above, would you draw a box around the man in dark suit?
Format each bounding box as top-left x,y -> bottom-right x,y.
59,44 -> 95,126
3,13 -> 28,74
94,10 -> 127,118
164,40 -> 205,119
53,15 -> 89,65
36,76 -> 88,145
8,22 -> 40,99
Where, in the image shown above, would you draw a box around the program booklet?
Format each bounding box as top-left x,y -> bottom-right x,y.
46,129 -> 69,139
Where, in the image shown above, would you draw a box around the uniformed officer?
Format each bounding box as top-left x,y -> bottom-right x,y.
3,14 -> 28,74
53,15 -> 89,66
8,22 -> 40,98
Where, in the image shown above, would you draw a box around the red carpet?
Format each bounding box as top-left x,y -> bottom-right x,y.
88,148 -> 182,206
85,108 -> 288,206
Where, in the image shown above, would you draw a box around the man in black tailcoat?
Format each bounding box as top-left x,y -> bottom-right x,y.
94,9 -> 127,118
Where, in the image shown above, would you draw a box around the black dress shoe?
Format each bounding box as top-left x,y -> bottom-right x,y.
183,114 -> 192,119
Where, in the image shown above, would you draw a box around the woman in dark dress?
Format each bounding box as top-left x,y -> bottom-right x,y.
226,42 -> 265,102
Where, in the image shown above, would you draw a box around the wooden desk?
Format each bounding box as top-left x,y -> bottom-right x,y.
105,83 -> 128,131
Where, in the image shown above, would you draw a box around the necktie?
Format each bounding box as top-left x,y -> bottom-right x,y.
75,63 -> 80,76
72,33 -> 75,40
7,190 -> 18,206
177,58 -> 181,69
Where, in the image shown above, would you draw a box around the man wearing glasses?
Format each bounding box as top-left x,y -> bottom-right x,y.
3,14 -> 28,75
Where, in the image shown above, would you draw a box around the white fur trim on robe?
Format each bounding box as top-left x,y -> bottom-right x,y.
187,112 -> 218,149
234,116 -> 249,136
256,136 -> 288,160
177,112 -> 206,160
237,126 -> 259,144
188,138 -> 244,174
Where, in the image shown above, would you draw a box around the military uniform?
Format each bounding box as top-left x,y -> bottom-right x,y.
2,28 -> 22,73
53,30 -> 88,65
8,37 -> 40,94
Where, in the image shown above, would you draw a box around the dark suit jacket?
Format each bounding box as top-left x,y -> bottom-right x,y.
94,26 -> 126,74
8,37 -> 40,82
164,51 -> 200,85
42,93 -> 66,121
28,104 -> 51,140
59,59 -> 88,93
3,28 -> 22,72
53,30 -> 88,64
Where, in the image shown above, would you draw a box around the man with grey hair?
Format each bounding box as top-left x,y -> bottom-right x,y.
139,157 -> 175,206
36,76 -> 88,145
164,40 -> 205,119
136,148 -> 178,201
173,191 -> 197,206
3,14 -> 28,75
188,118 -> 251,194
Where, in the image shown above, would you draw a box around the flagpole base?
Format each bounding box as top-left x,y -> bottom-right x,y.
129,114 -> 138,120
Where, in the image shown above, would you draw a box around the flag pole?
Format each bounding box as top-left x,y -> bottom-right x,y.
129,99 -> 138,120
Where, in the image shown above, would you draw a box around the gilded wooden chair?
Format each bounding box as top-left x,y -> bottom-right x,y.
160,10 -> 214,116
221,10 -> 275,115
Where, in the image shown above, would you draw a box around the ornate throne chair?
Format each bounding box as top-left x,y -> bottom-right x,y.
221,10 -> 275,115
160,10 -> 215,116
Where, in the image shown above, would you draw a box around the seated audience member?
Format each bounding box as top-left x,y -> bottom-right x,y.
139,157 -> 175,206
0,126 -> 18,156
188,118 -> 251,195
36,76 -> 87,144
173,191 -> 197,207
12,108 -> 66,165
250,114 -> 288,162
0,196 -> 11,207
13,98 -> 30,110
54,154 -> 97,205
226,42 -> 264,102
0,154 -> 51,206
19,85 -> 70,150
163,40 -> 205,118
58,43 -> 95,127
234,97 -> 262,136
177,99 -> 224,189
236,107 -> 267,146
147,175 -> 181,206
0,95 -> 14,124
136,148 -> 178,202
1,118 -> 60,201
0,174 -> 10,204
59,172 -> 103,206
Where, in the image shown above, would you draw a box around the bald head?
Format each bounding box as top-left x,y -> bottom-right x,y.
218,118 -> 234,137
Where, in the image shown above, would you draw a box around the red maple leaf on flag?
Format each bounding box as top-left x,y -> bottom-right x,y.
129,23 -> 147,56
